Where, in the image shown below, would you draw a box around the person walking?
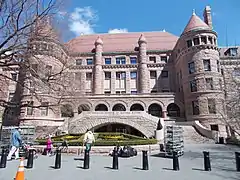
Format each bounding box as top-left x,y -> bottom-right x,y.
83,129 -> 95,152
46,135 -> 53,156
7,127 -> 22,160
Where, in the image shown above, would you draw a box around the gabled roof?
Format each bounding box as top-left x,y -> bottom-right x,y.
66,31 -> 178,54
183,12 -> 210,34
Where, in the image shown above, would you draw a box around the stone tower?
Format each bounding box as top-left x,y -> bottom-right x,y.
138,34 -> 150,93
93,36 -> 104,94
173,7 -> 226,136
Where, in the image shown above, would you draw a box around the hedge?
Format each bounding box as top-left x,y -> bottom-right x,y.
35,139 -> 158,146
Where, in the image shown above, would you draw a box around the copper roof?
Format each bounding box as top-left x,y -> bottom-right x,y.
66,31 -> 178,54
183,13 -> 210,34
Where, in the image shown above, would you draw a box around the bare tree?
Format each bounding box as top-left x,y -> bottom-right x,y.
0,0 -> 73,126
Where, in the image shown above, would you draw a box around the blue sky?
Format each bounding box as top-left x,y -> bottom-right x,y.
60,0 -> 240,46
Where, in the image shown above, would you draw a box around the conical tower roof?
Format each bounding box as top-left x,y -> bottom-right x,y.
183,11 -> 210,34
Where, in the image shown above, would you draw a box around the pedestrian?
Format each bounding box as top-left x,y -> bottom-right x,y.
46,135 -> 53,156
7,127 -> 22,160
83,129 -> 95,152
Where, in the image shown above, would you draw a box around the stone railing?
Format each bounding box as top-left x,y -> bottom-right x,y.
193,121 -> 217,140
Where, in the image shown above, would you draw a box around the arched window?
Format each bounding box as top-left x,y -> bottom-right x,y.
95,104 -> 108,111
130,104 -> 144,111
167,103 -> 180,117
61,104 -> 74,117
112,104 -> 126,111
148,103 -> 162,117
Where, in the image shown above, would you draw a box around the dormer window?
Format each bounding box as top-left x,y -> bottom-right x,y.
187,40 -> 192,48
224,48 -> 238,56
201,36 -> 207,44
193,38 -> 200,45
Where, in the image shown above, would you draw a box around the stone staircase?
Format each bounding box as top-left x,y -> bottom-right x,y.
182,126 -> 215,144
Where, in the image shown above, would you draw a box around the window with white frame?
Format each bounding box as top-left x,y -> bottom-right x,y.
205,78 -> 214,90
116,57 -> 126,64
188,62 -> 195,74
203,59 -> 211,71
130,57 -> 137,64
41,102 -> 49,116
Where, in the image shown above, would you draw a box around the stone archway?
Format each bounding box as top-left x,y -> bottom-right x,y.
69,115 -> 158,138
112,103 -> 126,111
167,103 -> 180,117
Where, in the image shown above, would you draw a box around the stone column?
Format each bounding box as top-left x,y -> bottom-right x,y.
138,34 -> 150,93
125,70 -> 131,94
162,110 -> 168,118
93,37 -> 103,94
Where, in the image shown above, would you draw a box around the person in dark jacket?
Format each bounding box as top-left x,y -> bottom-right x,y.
7,127 -> 22,160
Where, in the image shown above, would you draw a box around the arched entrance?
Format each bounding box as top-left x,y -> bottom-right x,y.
148,103 -> 162,117
112,103 -> 126,111
78,104 -> 90,114
130,103 -> 144,111
94,123 -> 144,137
61,104 -> 74,117
95,104 -> 108,111
167,103 -> 180,117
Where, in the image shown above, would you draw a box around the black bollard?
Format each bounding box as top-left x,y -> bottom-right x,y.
54,149 -> 61,169
172,151 -> 179,171
203,151 -> 211,171
26,149 -> 34,169
83,149 -> 90,169
142,150 -> 149,170
112,149 -> 118,170
0,148 -> 7,168
235,152 -> 240,172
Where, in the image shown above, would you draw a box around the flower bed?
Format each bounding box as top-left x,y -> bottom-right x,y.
36,132 -> 157,146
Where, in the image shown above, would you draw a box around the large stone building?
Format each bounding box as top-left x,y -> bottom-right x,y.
1,6 -> 240,139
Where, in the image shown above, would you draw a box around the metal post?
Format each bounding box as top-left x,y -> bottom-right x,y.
54,149 -> 61,169
173,151 -> 179,171
235,152 -> 240,172
142,150 -> 149,170
26,149 -> 34,169
0,147 -> 7,168
203,151 -> 211,171
112,149 -> 118,170
83,149 -> 90,169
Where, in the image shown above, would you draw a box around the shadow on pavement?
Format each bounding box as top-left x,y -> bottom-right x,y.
162,167 -> 174,171
150,153 -> 172,159
74,157 -> 84,161
192,168 -> 205,171
133,167 -> 144,170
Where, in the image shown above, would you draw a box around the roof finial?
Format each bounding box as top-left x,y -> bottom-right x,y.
192,9 -> 196,15
162,29 -> 166,32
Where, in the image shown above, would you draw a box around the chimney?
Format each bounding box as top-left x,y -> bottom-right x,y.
203,6 -> 212,29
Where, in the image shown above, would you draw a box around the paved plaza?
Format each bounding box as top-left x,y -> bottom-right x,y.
0,144 -> 239,180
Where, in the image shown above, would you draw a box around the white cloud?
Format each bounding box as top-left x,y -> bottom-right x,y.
108,28 -> 128,34
69,7 -> 97,36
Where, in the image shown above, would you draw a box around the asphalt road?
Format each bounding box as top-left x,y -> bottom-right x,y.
0,144 -> 239,180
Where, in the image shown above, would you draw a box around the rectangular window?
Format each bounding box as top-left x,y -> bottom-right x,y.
230,48 -> 237,56
187,40 -> 192,48
201,36 -> 207,44
150,71 -> 157,79
190,80 -> 197,92
151,90 -> 157,93
8,93 -> 15,101
76,59 -> 82,65
105,72 -> 111,80
130,57 -> 137,64
193,37 -> 200,45
192,100 -> 199,115
41,102 -> 49,116
131,91 -> 137,94
116,57 -> 126,64
203,59 -> 211,71
86,59 -> 93,65
105,58 -> 111,65
86,72 -> 92,80
104,91 -> 111,95
149,56 -> 156,63
208,37 -> 213,44
219,79 -> 223,90
205,78 -> 214,90
116,72 -> 126,79
208,99 -> 216,114
161,56 -> 168,63
188,62 -> 195,74
161,71 -> 168,78
11,73 -> 17,81
27,101 -> 34,115
130,72 -> 137,79
217,60 -> 220,72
